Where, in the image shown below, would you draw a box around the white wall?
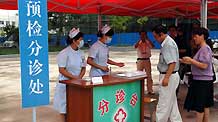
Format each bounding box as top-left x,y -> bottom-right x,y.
0,9 -> 18,28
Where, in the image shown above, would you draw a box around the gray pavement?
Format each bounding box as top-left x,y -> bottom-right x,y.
0,46 -> 218,122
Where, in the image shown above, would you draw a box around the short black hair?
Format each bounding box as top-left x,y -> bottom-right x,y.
206,38 -> 213,50
152,24 -> 167,34
177,27 -> 183,32
139,30 -> 147,35
66,32 -> 84,45
97,29 -> 114,37
168,25 -> 177,30
192,27 -> 209,40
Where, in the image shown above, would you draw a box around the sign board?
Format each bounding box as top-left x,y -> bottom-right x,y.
18,0 -> 49,108
93,81 -> 141,122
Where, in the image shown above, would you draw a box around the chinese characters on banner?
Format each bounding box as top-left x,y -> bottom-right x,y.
18,0 -> 49,108
98,99 -> 109,116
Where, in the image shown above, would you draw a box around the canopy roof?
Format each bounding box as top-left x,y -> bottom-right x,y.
0,0 -> 218,18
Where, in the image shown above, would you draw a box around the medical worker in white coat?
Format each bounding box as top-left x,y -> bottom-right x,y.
53,28 -> 86,122
152,25 -> 182,122
87,25 -> 125,77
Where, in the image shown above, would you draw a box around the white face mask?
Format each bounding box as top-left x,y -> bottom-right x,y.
106,37 -> 112,44
78,40 -> 84,48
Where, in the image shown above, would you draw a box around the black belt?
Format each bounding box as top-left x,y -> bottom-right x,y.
137,58 -> 150,60
160,71 -> 177,74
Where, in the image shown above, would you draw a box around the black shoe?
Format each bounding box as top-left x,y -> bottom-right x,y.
148,92 -> 155,95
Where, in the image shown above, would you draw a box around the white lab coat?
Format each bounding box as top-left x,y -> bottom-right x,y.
53,46 -> 86,114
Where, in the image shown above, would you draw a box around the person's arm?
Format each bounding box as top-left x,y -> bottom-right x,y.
182,57 -> 208,69
147,39 -> 155,48
57,52 -> 80,79
59,67 -> 79,79
162,62 -> 176,86
78,67 -> 86,78
87,57 -> 109,72
134,40 -> 141,48
107,59 -> 125,67
161,45 -> 178,86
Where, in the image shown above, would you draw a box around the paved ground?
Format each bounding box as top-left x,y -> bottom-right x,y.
0,46 -> 218,122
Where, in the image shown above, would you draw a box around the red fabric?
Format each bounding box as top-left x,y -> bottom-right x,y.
0,0 -> 217,18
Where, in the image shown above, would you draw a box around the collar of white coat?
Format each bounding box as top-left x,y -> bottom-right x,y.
97,40 -> 108,47
161,35 -> 170,47
69,45 -> 79,53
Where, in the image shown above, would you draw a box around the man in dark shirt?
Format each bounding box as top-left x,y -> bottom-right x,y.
175,27 -> 191,96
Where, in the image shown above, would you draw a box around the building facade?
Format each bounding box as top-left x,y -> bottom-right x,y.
0,9 -> 18,29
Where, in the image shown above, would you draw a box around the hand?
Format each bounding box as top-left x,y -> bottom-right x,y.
101,66 -> 109,72
135,41 -> 141,48
182,56 -> 192,64
70,75 -> 80,80
179,58 -> 185,63
162,77 -> 169,87
116,62 -> 125,67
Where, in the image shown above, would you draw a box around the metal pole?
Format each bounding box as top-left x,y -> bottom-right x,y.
175,18 -> 178,26
33,107 -> 36,122
201,0 -> 208,28
98,14 -> 102,30
204,0 -> 208,28
200,0 -> 203,27
97,5 -> 102,30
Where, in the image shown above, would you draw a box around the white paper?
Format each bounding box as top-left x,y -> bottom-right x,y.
116,73 -> 126,77
91,77 -> 103,84
116,71 -> 146,77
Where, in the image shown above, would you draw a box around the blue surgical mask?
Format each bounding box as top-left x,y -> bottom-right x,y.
78,40 -> 84,48
106,37 -> 112,44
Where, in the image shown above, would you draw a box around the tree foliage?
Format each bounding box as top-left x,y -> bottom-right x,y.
3,25 -> 19,43
3,25 -> 18,37
137,16 -> 148,25
110,16 -> 132,32
48,12 -> 100,45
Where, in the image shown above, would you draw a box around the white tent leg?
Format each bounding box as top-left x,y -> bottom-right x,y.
201,0 -> 208,28
98,14 -> 102,30
175,18 -> 178,26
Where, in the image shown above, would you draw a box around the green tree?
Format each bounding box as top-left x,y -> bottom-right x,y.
110,16 -> 132,33
48,12 -> 66,46
137,16 -> 149,26
3,25 -> 18,37
3,25 -> 19,44
109,16 -> 132,45
48,13 -> 100,45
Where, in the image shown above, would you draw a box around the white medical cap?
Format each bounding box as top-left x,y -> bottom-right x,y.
101,25 -> 111,34
69,28 -> 80,39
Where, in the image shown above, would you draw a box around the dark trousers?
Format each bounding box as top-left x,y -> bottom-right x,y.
176,64 -> 191,95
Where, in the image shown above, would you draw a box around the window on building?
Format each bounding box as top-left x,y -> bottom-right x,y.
12,21 -> 15,26
0,21 -> 4,25
6,21 -> 10,25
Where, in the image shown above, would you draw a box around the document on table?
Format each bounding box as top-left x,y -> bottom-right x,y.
116,71 -> 146,78
91,77 -> 103,84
